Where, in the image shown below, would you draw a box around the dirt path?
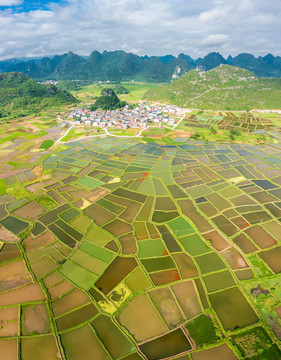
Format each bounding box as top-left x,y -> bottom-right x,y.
184,86 -> 215,106
57,124 -> 74,142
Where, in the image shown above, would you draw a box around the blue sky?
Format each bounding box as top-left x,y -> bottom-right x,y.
0,0 -> 280,60
0,0 -> 61,12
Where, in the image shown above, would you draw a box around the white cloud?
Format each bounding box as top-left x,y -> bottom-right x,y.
250,14 -> 278,25
0,0 -> 22,5
0,0 -> 280,60
201,34 -> 229,47
199,6 -> 229,22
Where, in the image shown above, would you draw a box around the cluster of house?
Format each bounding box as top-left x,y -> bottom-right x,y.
41,80 -> 59,85
252,109 -> 281,114
67,103 -> 185,129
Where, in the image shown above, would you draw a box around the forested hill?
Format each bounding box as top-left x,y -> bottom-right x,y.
1,50 -> 281,82
0,72 -> 77,119
0,51 -> 191,83
144,65 -> 281,111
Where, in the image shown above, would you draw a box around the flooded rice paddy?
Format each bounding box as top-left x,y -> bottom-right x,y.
1,135 -> 281,359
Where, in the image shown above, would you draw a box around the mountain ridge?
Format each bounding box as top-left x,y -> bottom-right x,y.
1,50 -> 281,82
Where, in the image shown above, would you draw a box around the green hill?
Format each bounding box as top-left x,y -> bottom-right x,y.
0,72 -> 78,119
90,88 -> 126,111
144,65 -> 281,110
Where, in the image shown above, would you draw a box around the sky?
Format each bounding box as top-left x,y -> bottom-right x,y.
0,0 -> 280,60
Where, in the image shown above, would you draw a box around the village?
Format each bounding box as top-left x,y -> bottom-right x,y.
66,103 -> 187,130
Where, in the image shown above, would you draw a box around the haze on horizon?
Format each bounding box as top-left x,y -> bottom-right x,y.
0,0 -> 280,61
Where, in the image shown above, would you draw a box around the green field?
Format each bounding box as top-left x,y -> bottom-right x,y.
1,130 -> 281,359
69,81 -> 164,103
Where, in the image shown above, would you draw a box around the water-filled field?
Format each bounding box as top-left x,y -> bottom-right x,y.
1,136 -> 281,359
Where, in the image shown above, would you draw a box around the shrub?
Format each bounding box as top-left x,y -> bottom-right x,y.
209,125 -> 217,134
230,129 -> 241,136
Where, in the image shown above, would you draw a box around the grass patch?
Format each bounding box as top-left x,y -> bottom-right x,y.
0,131 -> 26,145
25,130 -> 48,140
34,195 -> 58,210
6,183 -> 30,199
248,253 -> 274,277
0,179 -> 6,195
141,137 -> 160,143
61,129 -> 75,142
39,140 -> 54,149
185,315 -> 219,345
7,161 -> 19,167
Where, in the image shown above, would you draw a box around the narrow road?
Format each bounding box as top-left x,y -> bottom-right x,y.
105,126 -> 148,138
136,127 -> 148,137
172,112 -> 187,129
57,124 -> 74,142
184,86 -> 215,106
59,125 -> 149,144
162,112 -> 187,130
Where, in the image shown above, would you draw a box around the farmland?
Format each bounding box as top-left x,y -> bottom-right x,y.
0,80 -> 281,359
67,81 -> 165,104
1,117 -> 281,359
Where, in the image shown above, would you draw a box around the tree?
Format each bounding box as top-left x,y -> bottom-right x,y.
230,129 -> 241,136
209,125 -> 217,134
115,85 -> 129,94
229,128 -> 241,140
